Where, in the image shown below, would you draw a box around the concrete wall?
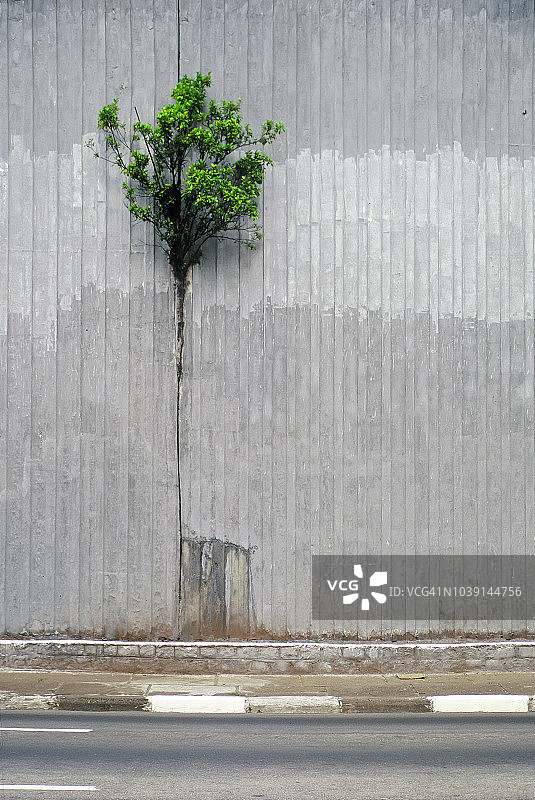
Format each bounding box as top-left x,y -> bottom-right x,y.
1,0 -> 535,639
1,0 -> 181,638
179,0 -> 535,638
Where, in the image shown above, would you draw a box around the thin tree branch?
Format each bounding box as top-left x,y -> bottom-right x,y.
134,106 -> 164,193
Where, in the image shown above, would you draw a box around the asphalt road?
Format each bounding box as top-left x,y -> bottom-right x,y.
0,710 -> 534,800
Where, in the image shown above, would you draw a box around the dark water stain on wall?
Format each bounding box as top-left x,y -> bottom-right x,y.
179,537 -> 255,639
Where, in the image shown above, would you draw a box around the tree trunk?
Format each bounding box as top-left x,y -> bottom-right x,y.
174,268 -> 188,386
172,264 -> 189,630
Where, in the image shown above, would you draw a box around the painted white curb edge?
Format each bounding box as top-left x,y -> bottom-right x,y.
148,693 -> 535,714
430,694 -> 533,713
246,696 -> 340,713
2,691 -> 534,714
148,694 -> 342,713
3,638 -> 535,649
0,693 -> 56,710
149,695 -> 247,713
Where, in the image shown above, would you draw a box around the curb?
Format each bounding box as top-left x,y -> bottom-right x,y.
3,638 -> 535,675
56,695 -> 149,712
148,695 -> 246,713
1,692 -> 534,713
0,692 -> 149,712
0,693 -> 57,711
340,697 -> 432,713
429,694 -> 534,713
245,696 -> 341,714
147,694 -> 341,713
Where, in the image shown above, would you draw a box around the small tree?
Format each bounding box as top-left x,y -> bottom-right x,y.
90,72 -> 284,383
89,72 -> 284,616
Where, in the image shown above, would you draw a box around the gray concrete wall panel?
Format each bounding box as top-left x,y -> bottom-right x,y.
179,0 -> 535,637
1,0 -> 181,638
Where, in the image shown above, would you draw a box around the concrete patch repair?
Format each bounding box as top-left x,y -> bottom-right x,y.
179,538 -> 253,639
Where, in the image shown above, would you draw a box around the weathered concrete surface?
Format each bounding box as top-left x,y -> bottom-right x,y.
178,0 -> 535,639
1,0 -> 181,639
6,666 -> 535,697
2,639 -> 535,675
179,538 -> 253,639
1,0 -> 535,639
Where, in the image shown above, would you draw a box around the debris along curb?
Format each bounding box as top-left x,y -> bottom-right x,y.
1,691 -> 534,714
2,638 -> 535,674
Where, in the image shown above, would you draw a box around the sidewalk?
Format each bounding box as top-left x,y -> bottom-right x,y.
1,668 -> 535,713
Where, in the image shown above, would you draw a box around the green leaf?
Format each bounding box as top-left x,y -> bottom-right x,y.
91,72 -> 285,272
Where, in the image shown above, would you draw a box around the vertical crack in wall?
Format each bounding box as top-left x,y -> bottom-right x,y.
175,271 -> 187,631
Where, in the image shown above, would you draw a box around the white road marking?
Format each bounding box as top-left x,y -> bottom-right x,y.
0,728 -> 93,733
0,786 -> 97,792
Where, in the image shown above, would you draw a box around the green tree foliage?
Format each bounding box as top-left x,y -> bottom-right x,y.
90,72 -> 284,280
89,71 -> 284,388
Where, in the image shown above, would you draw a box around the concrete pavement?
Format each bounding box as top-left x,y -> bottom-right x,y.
2,668 -> 535,712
